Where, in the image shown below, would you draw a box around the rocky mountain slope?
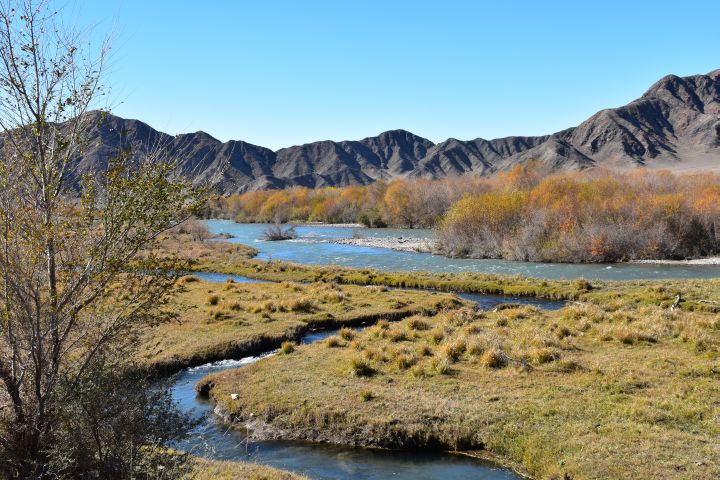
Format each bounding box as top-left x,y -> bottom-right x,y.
71,69 -> 720,193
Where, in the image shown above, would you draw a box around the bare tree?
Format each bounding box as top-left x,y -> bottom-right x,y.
0,1 -> 201,476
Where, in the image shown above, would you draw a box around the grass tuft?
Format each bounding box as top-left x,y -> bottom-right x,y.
280,341 -> 295,354
349,357 -> 375,377
479,348 -> 507,368
325,336 -> 341,348
339,327 -> 355,341
360,390 -> 375,401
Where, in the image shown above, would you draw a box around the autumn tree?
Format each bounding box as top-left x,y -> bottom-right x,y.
0,1 -> 199,476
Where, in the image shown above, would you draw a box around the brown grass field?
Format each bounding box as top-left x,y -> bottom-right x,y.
147,234 -> 720,479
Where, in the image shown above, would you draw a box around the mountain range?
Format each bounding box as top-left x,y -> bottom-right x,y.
75,69 -> 720,193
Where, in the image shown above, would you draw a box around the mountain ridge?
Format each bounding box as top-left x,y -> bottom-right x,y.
71,69 -> 720,193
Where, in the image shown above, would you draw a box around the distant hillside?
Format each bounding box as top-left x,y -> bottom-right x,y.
67,69 -> 720,193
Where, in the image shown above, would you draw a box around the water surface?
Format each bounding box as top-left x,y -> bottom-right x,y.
205,220 -> 720,280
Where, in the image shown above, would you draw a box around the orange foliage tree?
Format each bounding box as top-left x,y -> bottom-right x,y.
205,165 -> 720,262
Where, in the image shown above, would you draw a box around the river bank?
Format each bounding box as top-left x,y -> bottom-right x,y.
631,256 -> 720,265
204,220 -> 720,280
150,229 -> 720,480
332,235 -> 720,266
187,458 -> 309,480
142,276 -> 461,374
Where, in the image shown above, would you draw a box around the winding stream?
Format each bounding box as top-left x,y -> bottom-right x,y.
170,273 -> 565,479
170,333 -> 520,480
205,220 -> 720,280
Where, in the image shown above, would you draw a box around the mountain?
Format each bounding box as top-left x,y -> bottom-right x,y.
71,69 -> 720,193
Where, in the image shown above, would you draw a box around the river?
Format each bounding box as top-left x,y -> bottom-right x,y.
170,330 -> 520,480
204,220 -> 720,280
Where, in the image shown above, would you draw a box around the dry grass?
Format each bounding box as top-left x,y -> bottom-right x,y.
185,458 -> 308,480
154,231 -> 258,264
204,300 -> 720,480
279,341 -> 295,354
139,277 -> 464,372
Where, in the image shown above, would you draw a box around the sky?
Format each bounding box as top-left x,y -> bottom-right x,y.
65,0 -> 720,150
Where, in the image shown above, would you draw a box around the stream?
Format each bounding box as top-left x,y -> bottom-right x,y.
170,332 -> 520,480
170,273 -> 564,479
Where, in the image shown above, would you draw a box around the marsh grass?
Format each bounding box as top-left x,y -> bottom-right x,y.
360,390 -> 375,401
349,357 -> 375,377
338,327 -> 355,340
479,349 -> 507,368
324,336 -> 341,348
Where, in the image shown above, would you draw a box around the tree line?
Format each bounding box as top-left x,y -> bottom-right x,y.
208,164 -> 720,262
205,175 -> 489,228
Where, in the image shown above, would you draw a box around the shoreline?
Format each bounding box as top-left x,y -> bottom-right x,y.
630,257 -> 720,265
297,222 -> 366,228
209,403 -> 528,478
333,237 -> 720,265
333,236 -> 438,253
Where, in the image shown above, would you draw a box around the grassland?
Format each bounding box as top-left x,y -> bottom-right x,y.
201,298 -> 720,479
140,276 -> 463,373
153,234 -> 720,478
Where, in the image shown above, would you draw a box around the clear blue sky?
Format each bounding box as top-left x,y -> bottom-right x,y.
67,0 -> 720,150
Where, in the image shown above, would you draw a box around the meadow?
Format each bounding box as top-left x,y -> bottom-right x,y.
146,233 -> 720,479
180,236 -> 720,314
185,458 -> 309,480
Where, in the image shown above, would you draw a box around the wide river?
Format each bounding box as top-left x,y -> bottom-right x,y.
205,220 -> 720,280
